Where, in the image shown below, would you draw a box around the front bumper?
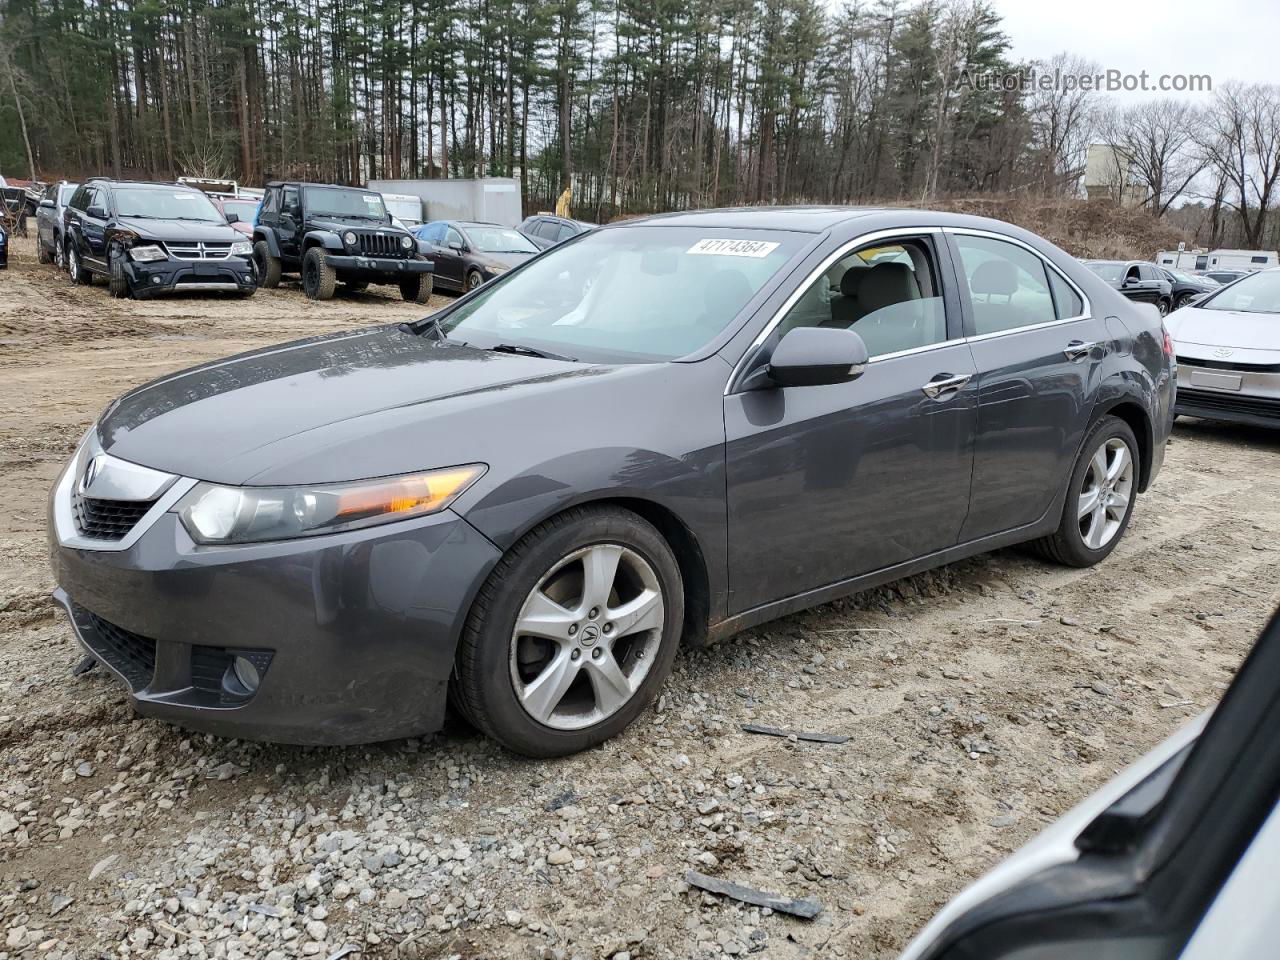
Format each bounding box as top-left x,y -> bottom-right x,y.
49,497 -> 501,745
325,254 -> 433,281
125,255 -> 258,297
1174,360 -> 1280,428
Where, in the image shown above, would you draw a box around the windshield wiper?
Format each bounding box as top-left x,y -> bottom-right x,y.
489,343 -> 577,362
398,316 -> 448,342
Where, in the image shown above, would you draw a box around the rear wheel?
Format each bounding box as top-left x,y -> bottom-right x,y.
1030,415 -> 1139,567
302,247 -> 336,301
1157,297 -> 1171,317
400,272 -> 433,304
453,506 -> 684,757
1173,292 -> 1194,311
253,240 -> 282,289
66,241 -> 91,286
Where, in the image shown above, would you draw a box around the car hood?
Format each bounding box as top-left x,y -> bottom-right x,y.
1168,306 -> 1280,361
310,216 -> 410,237
96,326 -> 617,486
116,217 -> 243,243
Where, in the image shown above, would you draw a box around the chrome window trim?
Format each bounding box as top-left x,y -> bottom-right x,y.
725,226 -> 947,395
942,226 -> 1093,326
52,434 -> 197,553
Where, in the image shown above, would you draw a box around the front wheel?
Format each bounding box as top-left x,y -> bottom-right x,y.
253,240 -> 282,289
1030,415 -> 1139,567
400,272 -> 433,304
301,247 -> 336,301
465,269 -> 483,292
453,506 -> 685,757
107,246 -> 131,298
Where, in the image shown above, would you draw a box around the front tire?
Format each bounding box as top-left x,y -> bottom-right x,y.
1030,415 -> 1139,567
107,246 -> 130,298
54,233 -> 65,270
465,269 -> 483,292
400,272 -> 433,304
302,247 -> 336,301
253,240 -> 282,289
453,506 -> 685,757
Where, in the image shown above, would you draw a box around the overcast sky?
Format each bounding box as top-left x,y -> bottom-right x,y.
987,0 -> 1276,103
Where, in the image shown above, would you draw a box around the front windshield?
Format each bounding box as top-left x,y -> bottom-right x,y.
439,226 -> 807,361
1200,270 -> 1280,314
222,199 -> 258,220
466,226 -> 538,254
1086,262 -> 1124,282
115,188 -> 223,222
303,187 -> 388,220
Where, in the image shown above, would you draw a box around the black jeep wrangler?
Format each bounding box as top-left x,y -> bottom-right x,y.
253,182 -> 433,302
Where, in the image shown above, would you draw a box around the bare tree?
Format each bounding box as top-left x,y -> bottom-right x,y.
1197,82 -> 1280,248
0,36 -> 37,182
1025,52 -> 1100,195
1100,98 -> 1205,215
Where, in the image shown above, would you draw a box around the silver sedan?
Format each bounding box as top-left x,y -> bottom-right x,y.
1168,268 -> 1280,427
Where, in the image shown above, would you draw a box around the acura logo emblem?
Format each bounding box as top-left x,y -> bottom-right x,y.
1213,347 -> 1234,358
80,454 -> 104,493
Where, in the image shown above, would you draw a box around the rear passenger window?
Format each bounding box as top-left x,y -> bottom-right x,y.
1048,269 -> 1085,319
954,235 -> 1057,335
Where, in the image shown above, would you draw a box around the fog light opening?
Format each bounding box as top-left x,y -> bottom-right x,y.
226,655 -> 261,696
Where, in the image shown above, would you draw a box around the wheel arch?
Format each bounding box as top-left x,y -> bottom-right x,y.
1090,397 -> 1154,492
252,227 -> 281,258
303,230 -> 344,252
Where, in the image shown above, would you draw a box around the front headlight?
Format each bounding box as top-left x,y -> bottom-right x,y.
400,235 -> 413,250
230,240 -> 252,256
175,464 -> 486,545
343,231 -> 357,246
130,245 -> 167,262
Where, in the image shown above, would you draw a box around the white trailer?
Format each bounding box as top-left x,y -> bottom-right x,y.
368,178 -> 522,227
378,192 -> 424,228
1157,248 -> 1278,272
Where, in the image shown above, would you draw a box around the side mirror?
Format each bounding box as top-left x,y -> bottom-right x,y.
1122,276 -> 1140,287
751,326 -> 869,389
86,206 -> 107,220
448,242 -> 465,253
39,199 -> 55,210
225,213 -> 240,224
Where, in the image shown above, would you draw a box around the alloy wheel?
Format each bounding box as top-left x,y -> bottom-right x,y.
68,246 -> 80,282
55,238 -> 65,269
509,543 -> 665,730
1078,437 -> 1134,550
467,271 -> 482,290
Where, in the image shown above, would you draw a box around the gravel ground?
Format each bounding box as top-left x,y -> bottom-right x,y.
2,233 -> 1278,959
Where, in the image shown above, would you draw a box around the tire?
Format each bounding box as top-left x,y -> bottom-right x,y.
253,240 -> 282,289
1173,293 -> 1194,311
342,280 -> 369,293
38,237 -> 52,264
66,241 -> 91,286
1029,415 -> 1140,568
400,272 -> 433,304
107,246 -> 131,298
465,269 -> 483,292
54,233 -> 65,270
454,505 -> 685,757
302,246 -> 336,301
1157,297 -> 1171,317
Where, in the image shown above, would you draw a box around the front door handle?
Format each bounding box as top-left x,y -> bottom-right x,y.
1064,340 -> 1097,362
921,373 -> 971,399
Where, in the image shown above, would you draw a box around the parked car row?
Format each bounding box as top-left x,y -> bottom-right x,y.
1084,259 -> 1225,316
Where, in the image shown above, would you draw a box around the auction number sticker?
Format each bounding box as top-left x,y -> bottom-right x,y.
687,238 -> 780,258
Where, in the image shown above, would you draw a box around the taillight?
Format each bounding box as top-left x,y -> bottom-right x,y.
1161,324 -> 1174,358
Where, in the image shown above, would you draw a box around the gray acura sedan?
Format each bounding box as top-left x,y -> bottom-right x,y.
49,208 -> 1175,756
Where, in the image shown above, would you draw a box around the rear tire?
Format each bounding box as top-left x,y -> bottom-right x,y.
400,272 -> 433,304
253,240 -> 282,289
66,242 -> 91,286
453,506 -> 684,757
302,247 -> 336,301
1029,415 -> 1140,567
1157,297 -> 1171,317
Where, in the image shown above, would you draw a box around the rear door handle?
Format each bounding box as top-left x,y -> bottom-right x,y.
921,373 -> 971,399
1064,340 -> 1097,362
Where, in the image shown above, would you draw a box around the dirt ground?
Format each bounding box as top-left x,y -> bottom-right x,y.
1,232 -> 1278,960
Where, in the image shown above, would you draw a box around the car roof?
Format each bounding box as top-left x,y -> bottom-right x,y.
615,205 -> 909,234
265,181 -> 378,190
86,179 -> 196,191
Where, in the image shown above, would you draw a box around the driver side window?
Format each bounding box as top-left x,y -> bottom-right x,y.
446,227 -> 464,249
774,236 -> 949,359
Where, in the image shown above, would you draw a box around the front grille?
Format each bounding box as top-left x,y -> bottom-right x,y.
74,604 -> 156,690
1177,355 -> 1280,373
356,232 -> 406,258
164,241 -> 234,260
1178,388 -> 1280,420
72,493 -> 156,540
